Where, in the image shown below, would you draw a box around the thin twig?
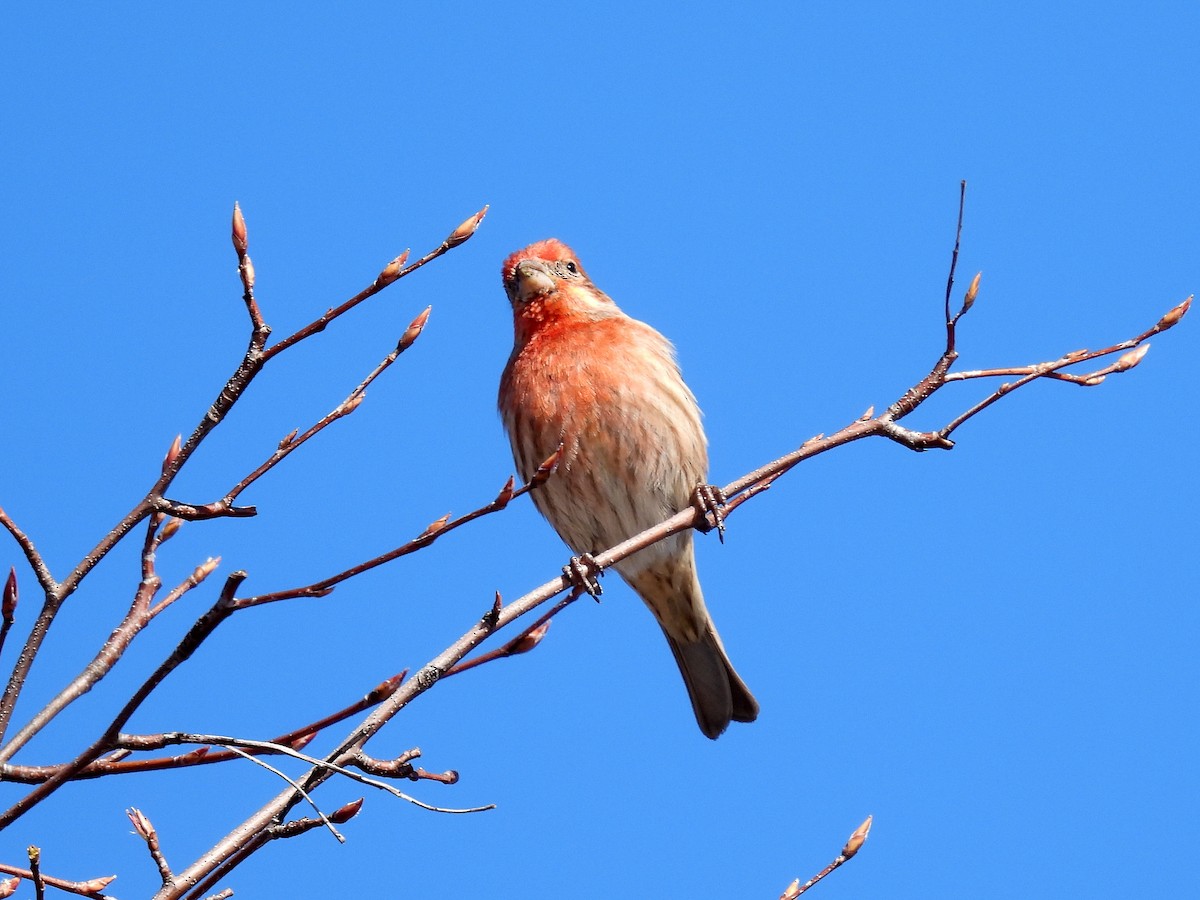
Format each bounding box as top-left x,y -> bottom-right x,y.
0,861 -> 114,899
444,590 -> 578,677
780,815 -> 872,898
0,509 -> 55,594
262,207 -> 486,361
236,458 -> 556,608
226,747 -> 346,843
140,733 -> 493,815
155,307 -> 431,523
943,179 -> 967,349
28,848 -> 44,900
128,807 -> 173,885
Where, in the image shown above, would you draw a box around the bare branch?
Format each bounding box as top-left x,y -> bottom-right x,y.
128,807 -> 173,885
28,848 -> 43,900
943,179 -> 967,348
220,306 -> 432,508
779,815 -> 872,898
261,206 -> 486,360
235,463 -> 553,608
0,509 -> 55,594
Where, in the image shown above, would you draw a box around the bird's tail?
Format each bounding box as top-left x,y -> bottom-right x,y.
663,625 -> 759,740
625,549 -> 758,739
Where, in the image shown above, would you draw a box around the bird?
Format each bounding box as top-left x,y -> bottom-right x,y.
497,238 -> 758,739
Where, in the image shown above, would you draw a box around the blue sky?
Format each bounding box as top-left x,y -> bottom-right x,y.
1,3 -> 1197,897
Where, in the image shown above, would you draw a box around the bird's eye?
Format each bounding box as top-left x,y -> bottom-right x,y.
565,261 -> 578,275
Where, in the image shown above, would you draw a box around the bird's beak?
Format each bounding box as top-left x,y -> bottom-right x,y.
511,259 -> 557,303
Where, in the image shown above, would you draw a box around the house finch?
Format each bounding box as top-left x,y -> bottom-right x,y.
498,239 -> 758,739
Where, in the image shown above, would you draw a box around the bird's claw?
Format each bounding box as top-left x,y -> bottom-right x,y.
692,484 -> 728,543
564,554 -> 604,601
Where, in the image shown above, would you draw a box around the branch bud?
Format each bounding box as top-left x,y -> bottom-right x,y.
231,202 -> 248,257
193,557 -> 220,583
376,249 -> 411,287
159,516 -> 183,543
366,671 -> 406,703
532,445 -> 563,486
398,306 -> 431,352
963,271 -> 981,312
162,434 -> 182,474
126,807 -> 156,840
330,798 -> 364,823
78,875 -> 117,894
340,392 -> 366,416
290,731 -> 317,751
859,405 -> 875,422
494,476 -> 515,508
505,620 -> 551,655
419,514 -> 451,540
1155,295 -> 1192,332
444,205 -> 489,248
278,428 -> 299,450
0,877 -> 19,898
841,814 -> 873,859
482,591 -> 503,629
3,567 -> 16,623
1082,375 -> 1106,386
1113,343 -> 1150,372
779,879 -> 801,900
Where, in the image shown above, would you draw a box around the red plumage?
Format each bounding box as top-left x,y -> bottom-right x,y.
498,239 -> 758,738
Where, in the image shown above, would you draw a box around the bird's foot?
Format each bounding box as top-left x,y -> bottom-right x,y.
563,553 -> 604,601
692,483 -> 728,543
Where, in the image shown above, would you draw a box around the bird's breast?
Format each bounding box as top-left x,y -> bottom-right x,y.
499,317 -> 708,558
